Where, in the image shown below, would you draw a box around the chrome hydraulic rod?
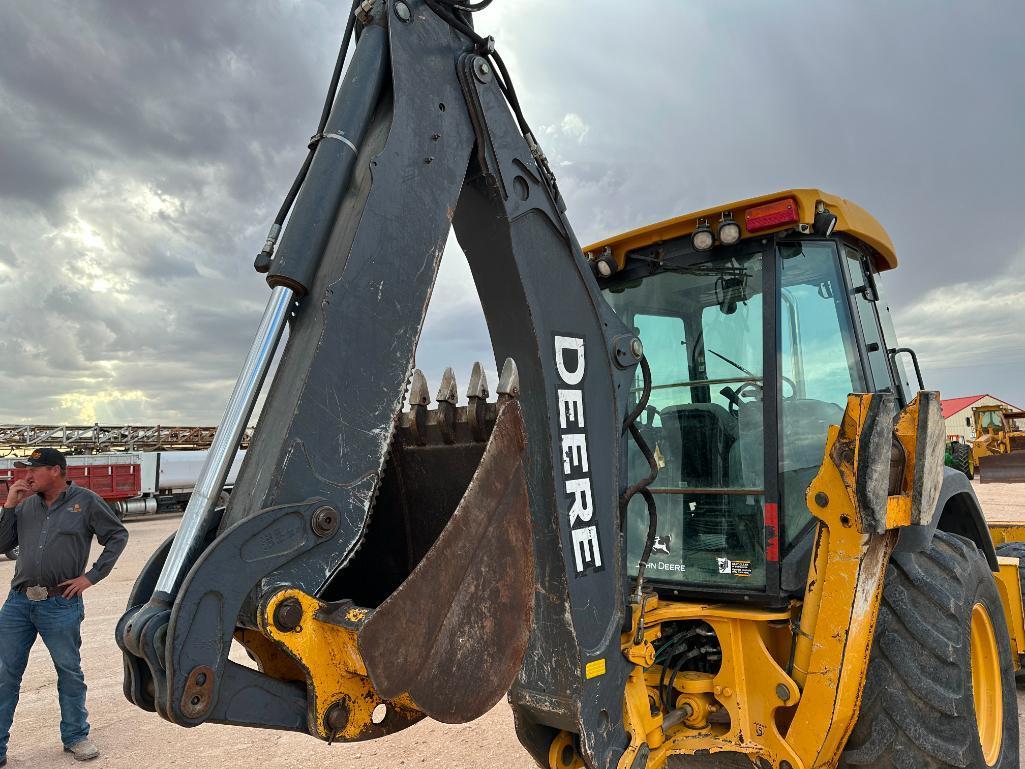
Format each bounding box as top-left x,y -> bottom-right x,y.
154,284 -> 294,596
146,15 -> 388,601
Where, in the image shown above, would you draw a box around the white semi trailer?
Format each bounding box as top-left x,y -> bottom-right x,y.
129,450 -> 246,516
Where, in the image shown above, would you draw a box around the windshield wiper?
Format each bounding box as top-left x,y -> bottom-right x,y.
707,348 -> 757,379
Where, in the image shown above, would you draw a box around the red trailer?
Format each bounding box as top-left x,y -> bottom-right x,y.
1,454 -> 141,505
1,450 -> 244,560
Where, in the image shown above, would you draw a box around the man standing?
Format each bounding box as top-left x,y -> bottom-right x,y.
0,448 -> 129,765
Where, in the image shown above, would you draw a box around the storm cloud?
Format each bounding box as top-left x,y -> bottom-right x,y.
1,0 -> 1023,424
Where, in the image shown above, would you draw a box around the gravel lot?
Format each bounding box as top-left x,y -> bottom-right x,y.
2,484 -> 1023,768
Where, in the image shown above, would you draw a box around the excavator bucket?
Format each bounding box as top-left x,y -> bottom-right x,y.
979,452 -> 1025,483
242,364 -> 536,740
358,370 -> 533,723
119,362 -> 536,740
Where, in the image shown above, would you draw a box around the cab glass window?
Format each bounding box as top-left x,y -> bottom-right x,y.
605,251 -> 767,590
633,314 -> 689,416
778,242 -> 864,548
843,248 -> 893,392
979,411 -> 1003,431
875,278 -> 915,404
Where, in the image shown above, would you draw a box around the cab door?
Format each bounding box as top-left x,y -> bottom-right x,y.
776,240 -> 868,588
841,246 -> 905,396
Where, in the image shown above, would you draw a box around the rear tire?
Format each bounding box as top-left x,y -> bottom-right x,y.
3,546 -> 17,560
950,442 -> 974,480
840,530 -> 1018,768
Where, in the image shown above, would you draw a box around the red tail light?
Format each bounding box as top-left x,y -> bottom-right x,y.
745,198 -> 799,233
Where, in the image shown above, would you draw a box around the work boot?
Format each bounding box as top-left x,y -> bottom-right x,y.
64,738 -> 99,761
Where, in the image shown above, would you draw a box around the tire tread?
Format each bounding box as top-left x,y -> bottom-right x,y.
840,530 -> 1017,768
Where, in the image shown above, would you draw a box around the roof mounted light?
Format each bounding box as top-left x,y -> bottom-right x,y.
692,219 -> 714,251
745,197 -> 799,233
717,212 -> 741,245
813,201 -> 838,237
588,246 -> 618,278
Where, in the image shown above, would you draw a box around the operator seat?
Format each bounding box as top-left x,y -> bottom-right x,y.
659,403 -> 739,554
778,398 -> 845,534
659,403 -> 738,489
731,396 -> 845,548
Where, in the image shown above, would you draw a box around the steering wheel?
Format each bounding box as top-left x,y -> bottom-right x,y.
735,381 -> 763,402
740,377 -> 797,399
722,377 -> 797,416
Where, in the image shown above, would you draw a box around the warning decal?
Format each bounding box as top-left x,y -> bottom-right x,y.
717,557 -> 753,577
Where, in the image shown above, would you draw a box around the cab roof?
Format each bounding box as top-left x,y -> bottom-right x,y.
584,189 -> 897,272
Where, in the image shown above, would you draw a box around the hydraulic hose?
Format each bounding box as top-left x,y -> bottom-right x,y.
618,357 -> 660,639
254,0 -> 361,273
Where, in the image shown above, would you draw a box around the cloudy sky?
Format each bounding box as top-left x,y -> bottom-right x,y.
1,0 -> 1023,426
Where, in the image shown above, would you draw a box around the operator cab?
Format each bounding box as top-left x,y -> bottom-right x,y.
977,408 -> 1025,435
589,190 -> 915,603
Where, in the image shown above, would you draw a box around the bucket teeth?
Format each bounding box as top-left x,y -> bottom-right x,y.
436,367 -> 459,406
409,369 -> 430,447
497,358 -> 520,402
409,369 -> 431,407
396,360 -> 520,448
436,367 -> 458,444
467,362 -> 489,442
467,362 -> 489,400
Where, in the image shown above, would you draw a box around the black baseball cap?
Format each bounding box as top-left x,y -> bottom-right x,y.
15,448 -> 67,470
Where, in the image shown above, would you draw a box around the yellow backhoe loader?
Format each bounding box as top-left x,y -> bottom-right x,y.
115,3 -> 1025,768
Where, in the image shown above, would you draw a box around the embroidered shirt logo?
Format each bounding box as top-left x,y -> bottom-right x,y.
72,503 -> 81,512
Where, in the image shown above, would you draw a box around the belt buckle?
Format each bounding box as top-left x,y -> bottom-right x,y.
26,585 -> 49,601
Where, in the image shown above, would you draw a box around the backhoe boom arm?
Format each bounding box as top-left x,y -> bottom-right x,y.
117,4 -> 642,768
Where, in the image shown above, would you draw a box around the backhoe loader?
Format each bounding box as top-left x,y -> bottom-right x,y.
116,2 -> 1025,767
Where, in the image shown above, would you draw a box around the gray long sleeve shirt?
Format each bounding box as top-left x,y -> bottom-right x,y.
0,481 -> 129,589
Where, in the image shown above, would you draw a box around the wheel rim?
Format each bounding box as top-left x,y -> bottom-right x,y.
970,602 -> 1003,765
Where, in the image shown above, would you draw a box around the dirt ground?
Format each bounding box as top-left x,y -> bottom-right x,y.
2,485 -> 1024,768
0,516 -> 534,769
972,479 -> 1025,523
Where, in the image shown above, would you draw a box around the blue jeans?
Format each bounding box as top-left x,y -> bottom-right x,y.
0,590 -> 89,757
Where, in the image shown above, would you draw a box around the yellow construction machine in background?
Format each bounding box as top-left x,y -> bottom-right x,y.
972,405 -> 1025,483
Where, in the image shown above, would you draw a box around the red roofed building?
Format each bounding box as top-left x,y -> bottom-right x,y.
941,394 -> 1023,440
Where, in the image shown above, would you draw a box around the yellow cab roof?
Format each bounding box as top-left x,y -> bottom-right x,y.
584,189 -> 897,272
